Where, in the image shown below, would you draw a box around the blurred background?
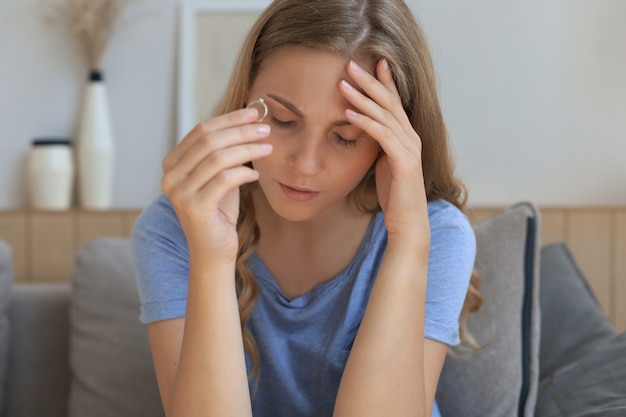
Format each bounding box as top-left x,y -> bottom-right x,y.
0,0 -> 625,209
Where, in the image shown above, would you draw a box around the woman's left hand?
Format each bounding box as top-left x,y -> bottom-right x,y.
340,59 -> 429,243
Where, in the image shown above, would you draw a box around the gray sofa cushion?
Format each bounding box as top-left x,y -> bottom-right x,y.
535,243 -> 625,417
4,283 -> 71,417
535,331 -> 626,417
538,243 -> 616,380
0,240 -> 12,412
68,238 -> 164,417
436,203 -> 541,417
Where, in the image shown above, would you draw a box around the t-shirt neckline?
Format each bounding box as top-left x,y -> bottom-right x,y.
248,212 -> 382,308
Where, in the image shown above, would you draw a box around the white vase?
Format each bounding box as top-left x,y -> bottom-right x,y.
28,139 -> 75,210
77,70 -> 115,210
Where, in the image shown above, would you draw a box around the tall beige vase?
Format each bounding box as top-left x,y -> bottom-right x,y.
76,70 -> 115,209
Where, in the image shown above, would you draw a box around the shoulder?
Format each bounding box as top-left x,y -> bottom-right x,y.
133,194 -> 183,241
427,199 -> 475,247
134,194 -> 179,234
132,194 -> 189,265
423,200 -> 476,345
427,199 -> 470,228
132,194 -> 190,324
426,199 -> 476,274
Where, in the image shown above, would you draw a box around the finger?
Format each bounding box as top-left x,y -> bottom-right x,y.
339,79 -> 406,147
375,59 -> 400,99
345,60 -> 405,122
196,165 -> 261,207
344,107 -> 398,156
162,125 -> 270,197
170,122 -> 270,177
162,122 -> 270,195
164,107 -> 261,170
161,125 -> 271,195
375,59 -> 417,137
340,65 -> 420,157
340,79 -> 408,155
184,143 -> 272,193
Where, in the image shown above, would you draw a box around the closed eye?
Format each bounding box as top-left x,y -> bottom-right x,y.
333,132 -> 357,147
271,117 -> 297,128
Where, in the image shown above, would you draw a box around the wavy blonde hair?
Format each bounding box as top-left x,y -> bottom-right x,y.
213,0 -> 483,379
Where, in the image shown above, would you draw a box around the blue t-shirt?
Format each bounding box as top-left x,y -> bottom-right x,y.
133,194 -> 476,417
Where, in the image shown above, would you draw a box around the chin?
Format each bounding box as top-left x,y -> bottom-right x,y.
265,199 -> 322,222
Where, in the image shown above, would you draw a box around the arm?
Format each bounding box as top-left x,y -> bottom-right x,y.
144,108 -> 273,417
333,238 -> 449,417
148,260 -> 250,417
334,59 -> 443,417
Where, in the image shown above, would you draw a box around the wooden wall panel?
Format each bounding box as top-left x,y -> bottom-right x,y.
30,212 -> 75,282
466,207 -> 500,224
123,211 -> 141,237
0,209 -> 144,281
566,210 -> 613,322
539,209 -> 566,246
0,213 -> 29,282
615,211 -> 626,333
77,212 -> 125,247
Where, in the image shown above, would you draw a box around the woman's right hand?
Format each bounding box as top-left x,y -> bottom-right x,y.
161,107 -> 272,262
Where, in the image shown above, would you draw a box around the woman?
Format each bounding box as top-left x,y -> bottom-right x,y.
133,0 -> 482,416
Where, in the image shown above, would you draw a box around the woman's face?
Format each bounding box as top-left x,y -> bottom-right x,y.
248,46 -> 381,222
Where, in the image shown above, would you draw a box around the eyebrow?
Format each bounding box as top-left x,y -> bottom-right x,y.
265,93 -> 353,127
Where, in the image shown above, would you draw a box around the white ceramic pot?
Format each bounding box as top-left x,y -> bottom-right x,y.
28,139 -> 75,210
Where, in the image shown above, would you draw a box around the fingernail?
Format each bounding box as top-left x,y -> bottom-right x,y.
256,124 -> 270,134
349,60 -> 362,73
259,144 -> 273,153
346,109 -> 359,118
341,79 -> 354,90
382,58 -> 389,71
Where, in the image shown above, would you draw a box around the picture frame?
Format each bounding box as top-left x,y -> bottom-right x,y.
177,0 -> 270,142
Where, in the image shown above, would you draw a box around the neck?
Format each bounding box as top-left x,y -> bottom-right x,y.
251,188 -> 377,299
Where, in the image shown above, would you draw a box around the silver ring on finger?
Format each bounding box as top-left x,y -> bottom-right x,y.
246,98 -> 268,122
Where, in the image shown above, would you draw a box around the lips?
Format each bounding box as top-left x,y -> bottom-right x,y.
278,182 -> 320,202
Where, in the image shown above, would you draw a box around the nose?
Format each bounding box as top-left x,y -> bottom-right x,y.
287,132 -> 325,176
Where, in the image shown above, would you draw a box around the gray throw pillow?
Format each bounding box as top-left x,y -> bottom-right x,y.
538,243 -> 616,380
436,203 -> 541,417
68,238 -> 164,417
0,240 -> 13,412
535,243 -> 624,417
535,331 -> 626,417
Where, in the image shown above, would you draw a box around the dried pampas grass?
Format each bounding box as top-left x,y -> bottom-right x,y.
43,0 -> 137,70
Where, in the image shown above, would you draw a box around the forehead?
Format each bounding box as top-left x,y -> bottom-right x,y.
251,46 -> 373,100
256,46 -> 348,83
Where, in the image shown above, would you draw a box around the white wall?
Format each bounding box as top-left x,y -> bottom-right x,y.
417,0 -> 626,206
1,0 -> 625,209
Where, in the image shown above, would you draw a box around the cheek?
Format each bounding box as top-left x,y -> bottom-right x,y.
354,142 -> 382,171
251,136 -> 284,171
340,149 -> 379,183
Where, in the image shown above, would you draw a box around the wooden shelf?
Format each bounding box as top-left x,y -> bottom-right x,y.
0,209 -> 141,283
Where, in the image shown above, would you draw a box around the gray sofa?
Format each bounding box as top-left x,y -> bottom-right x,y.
1,239 -> 164,417
1,203 -> 625,417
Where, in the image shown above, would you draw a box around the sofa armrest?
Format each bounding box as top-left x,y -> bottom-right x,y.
4,283 -> 70,417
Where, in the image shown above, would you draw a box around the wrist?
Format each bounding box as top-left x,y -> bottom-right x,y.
386,229 -> 430,254
189,249 -> 237,278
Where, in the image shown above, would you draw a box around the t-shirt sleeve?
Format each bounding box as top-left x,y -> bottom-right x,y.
424,201 -> 476,346
132,194 -> 190,324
